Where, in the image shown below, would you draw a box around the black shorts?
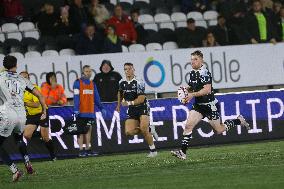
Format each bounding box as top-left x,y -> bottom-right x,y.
192,101 -> 220,120
126,105 -> 150,120
26,113 -> 49,128
76,117 -> 95,134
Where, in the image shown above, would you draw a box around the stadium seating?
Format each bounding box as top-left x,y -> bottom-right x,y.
128,44 -> 146,52
171,12 -> 187,22
1,23 -> 18,32
145,43 -> 162,51
195,20 -> 208,28
23,30 -> 40,40
59,49 -> 76,56
42,50 -> 59,57
0,54 -> 5,62
138,14 -> 155,24
122,45 -> 129,52
162,41 -> 178,50
203,10 -> 218,21
159,22 -> 175,30
187,11 -> 203,20
6,32 -> 22,41
208,20 -> 218,26
119,0 -> 134,4
18,22 -> 36,31
9,52 -> 24,59
144,23 -> 158,31
154,13 -> 171,23
110,0 -> 117,5
25,51 -> 41,58
0,33 -> 5,43
136,0 -> 150,3
175,21 -> 187,28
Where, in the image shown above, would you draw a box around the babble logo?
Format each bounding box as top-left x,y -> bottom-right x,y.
143,57 -> 165,87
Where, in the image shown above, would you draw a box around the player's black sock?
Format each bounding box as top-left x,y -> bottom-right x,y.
45,140 -> 56,159
181,133 -> 192,154
14,135 -> 30,165
224,119 -> 241,131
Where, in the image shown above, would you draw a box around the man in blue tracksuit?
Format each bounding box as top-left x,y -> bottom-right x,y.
73,65 -> 105,157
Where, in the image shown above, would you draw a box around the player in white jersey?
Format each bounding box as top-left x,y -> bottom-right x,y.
0,55 -> 46,182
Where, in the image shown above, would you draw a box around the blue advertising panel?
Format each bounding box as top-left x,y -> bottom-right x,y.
2,90 -> 284,160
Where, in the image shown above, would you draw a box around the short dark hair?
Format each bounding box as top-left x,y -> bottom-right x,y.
83,65 -> 91,70
130,8 -> 139,15
124,62 -> 133,67
3,55 -> 17,70
187,18 -> 195,24
46,72 -> 56,85
191,50 -> 203,58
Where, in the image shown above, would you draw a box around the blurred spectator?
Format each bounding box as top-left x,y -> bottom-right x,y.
103,25 -> 122,53
181,0 -> 210,13
94,60 -> 122,102
41,72 -> 67,106
211,15 -> 230,45
217,0 -> 248,20
37,3 -> 58,37
260,0 -> 273,11
89,0 -> 110,29
203,32 -> 219,47
275,6 -> 284,41
69,0 -> 92,33
244,0 -> 277,44
106,4 -> 137,46
73,65 -> 105,157
176,18 -> 206,48
271,1 -> 282,34
75,23 -> 103,55
272,1 -> 282,15
55,5 -> 76,36
131,9 -> 147,45
226,6 -> 247,44
1,0 -> 25,23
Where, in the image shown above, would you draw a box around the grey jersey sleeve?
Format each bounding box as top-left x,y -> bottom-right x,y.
199,68 -> 212,85
24,78 -> 35,92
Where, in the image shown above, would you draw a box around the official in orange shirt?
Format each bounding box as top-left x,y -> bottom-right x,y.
41,72 -> 67,106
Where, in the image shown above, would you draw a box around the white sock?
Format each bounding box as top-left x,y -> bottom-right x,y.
10,163 -> 18,174
183,131 -> 192,136
24,155 -> 30,164
149,144 -> 156,150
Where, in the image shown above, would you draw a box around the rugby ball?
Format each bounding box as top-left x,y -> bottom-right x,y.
177,86 -> 189,103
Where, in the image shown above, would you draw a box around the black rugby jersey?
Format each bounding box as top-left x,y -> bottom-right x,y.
118,77 -> 147,107
187,65 -> 215,104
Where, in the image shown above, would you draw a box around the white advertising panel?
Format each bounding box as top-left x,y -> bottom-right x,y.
16,43 -> 284,98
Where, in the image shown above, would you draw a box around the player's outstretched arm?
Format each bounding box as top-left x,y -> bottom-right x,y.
32,88 -> 47,120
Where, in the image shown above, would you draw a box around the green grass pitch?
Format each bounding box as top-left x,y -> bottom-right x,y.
1,140 -> 283,189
